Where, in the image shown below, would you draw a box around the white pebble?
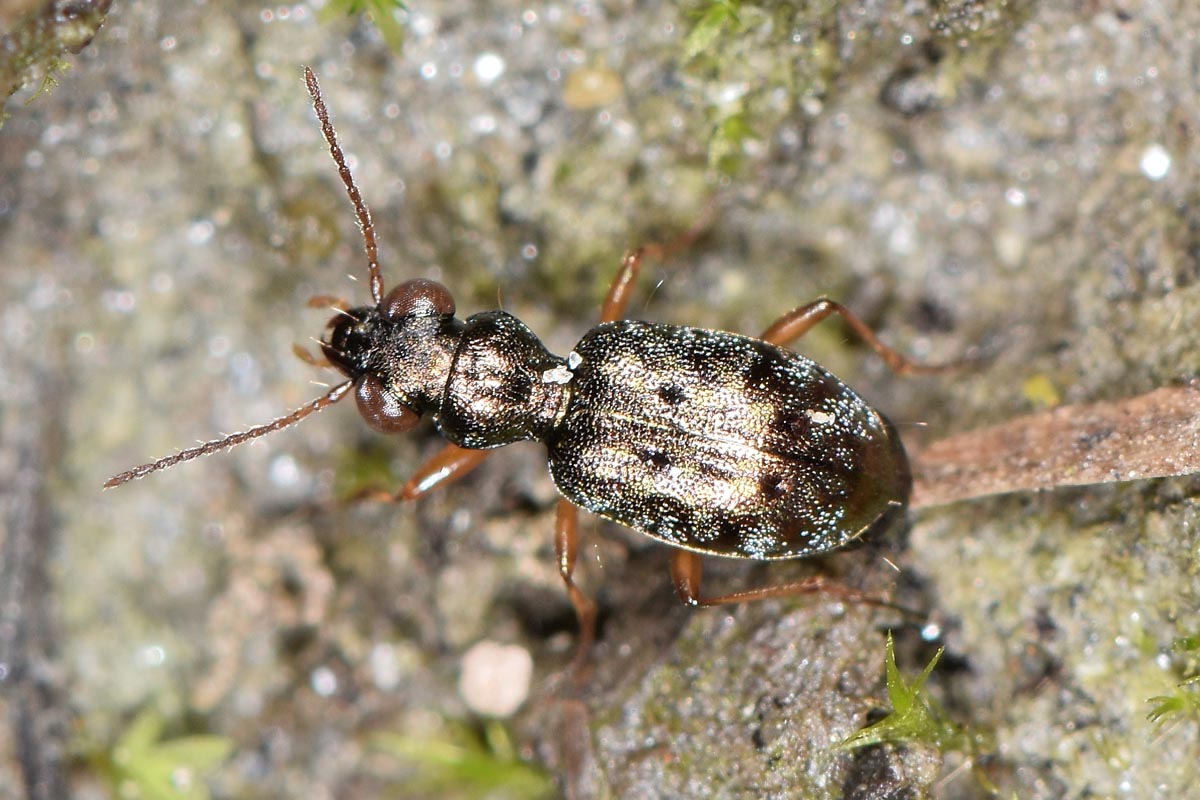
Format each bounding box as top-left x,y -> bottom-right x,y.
458,640 -> 533,717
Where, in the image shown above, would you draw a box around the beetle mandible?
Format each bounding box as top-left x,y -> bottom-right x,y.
107,68 -> 945,653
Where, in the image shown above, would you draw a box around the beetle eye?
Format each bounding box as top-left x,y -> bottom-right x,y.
380,279 -> 455,321
355,374 -> 419,434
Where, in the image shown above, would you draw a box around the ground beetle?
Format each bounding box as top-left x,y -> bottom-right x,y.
107,68 -> 943,653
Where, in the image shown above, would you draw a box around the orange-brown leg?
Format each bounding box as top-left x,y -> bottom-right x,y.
292,343 -> 333,368
599,247 -> 652,323
306,294 -> 350,311
599,212 -> 712,323
555,498 -> 598,668
760,298 -> 953,374
669,550 -> 889,609
397,444 -> 491,501
352,443 -> 491,503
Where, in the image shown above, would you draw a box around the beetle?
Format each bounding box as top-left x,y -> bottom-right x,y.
107,68 -> 942,653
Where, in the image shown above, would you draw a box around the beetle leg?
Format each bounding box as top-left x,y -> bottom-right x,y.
600,211 -> 713,323
760,298 -> 954,375
669,550 -> 886,608
599,247 -> 651,323
348,443 -> 492,501
555,498 -> 598,667
393,443 -> 491,501
350,444 -> 491,503
292,342 -> 334,368
306,293 -> 351,311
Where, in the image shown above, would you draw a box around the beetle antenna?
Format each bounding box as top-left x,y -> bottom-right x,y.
104,381 -> 354,488
304,66 -> 385,306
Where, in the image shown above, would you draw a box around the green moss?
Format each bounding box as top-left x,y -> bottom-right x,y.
683,0 -> 744,63
1147,678 -> 1200,726
92,709 -> 233,800
707,111 -> 756,174
843,633 -> 947,751
1147,635 -> 1200,728
1020,373 -> 1061,409
680,0 -> 841,177
332,440 -> 404,501
323,0 -> 409,51
929,0 -> 1031,43
842,633 -> 993,760
370,719 -> 554,799
0,2 -> 109,119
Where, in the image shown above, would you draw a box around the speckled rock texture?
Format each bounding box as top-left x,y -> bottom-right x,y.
1,1 -> 1197,798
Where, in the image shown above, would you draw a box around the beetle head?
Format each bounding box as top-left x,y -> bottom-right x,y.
320,278 -> 457,435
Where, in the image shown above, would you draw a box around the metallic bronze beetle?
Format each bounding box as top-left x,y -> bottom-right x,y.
108,69 -> 939,653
